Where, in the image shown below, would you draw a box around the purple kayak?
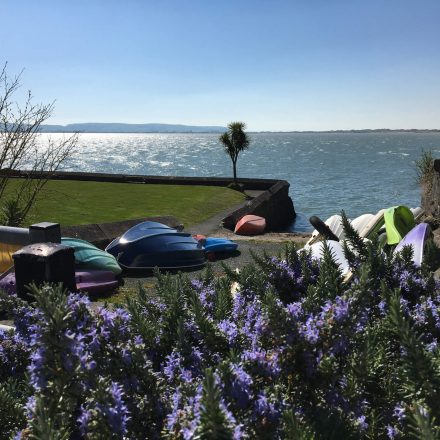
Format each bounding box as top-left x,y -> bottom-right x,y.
394,223 -> 431,267
75,270 -> 119,294
0,272 -> 16,295
0,270 -> 119,296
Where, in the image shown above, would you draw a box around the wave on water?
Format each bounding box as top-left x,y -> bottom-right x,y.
40,132 -> 440,232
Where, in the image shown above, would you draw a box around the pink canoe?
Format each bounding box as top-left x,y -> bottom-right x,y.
234,215 -> 266,235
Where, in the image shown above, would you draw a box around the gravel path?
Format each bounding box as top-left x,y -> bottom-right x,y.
121,231 -> 310,293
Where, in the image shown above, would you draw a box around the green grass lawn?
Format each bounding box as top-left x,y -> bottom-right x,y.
9,179 -> 245,227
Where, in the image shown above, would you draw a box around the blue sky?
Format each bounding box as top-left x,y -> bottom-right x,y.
1,0 -> 439,131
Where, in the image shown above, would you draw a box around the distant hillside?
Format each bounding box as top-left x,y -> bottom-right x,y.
40,123 -> 227,133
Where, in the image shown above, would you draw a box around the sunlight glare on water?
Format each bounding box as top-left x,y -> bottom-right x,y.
41,132 -> 440,232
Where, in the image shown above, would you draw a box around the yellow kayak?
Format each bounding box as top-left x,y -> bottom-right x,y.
0,243 -> 22,273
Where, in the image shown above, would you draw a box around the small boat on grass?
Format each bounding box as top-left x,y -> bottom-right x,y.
306,240 -> 351,277
309,206 -> 417,245
0,270 -> 119,296
358,209 -> 386,238
75,270 -> 119,294
383,206 -> 415,245
351,213 -> 374,235
307,213 -> 377,246
105,221 -> 206,270
411,206 -> 424,221
61,237 -> 122,275
234,215 -> 266,235
0,324 -> 13,332
202,237 -> 238,253
394,223 -> 431,267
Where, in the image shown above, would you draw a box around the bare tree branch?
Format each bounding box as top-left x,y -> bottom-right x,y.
0,64 -> 78,225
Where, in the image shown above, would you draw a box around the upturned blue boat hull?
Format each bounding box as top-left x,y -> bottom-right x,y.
105,222 -> 206,270
203,237 -> 238,253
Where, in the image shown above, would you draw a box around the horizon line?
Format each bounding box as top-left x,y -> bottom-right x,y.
40,127 -> 440,134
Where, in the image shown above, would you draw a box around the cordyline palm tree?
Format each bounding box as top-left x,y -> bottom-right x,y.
219,122 -> 250,185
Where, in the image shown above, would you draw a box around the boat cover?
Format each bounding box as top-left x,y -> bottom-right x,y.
61,237 -> 122,275
0,269 -> 119,295
105,221 -> 206,270
384,206 -> 415,245
203,237 -> 238,253
305,240 -> 351,277
395,223 -> 430,266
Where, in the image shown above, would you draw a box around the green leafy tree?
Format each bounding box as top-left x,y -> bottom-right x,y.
219,121 -> 250,185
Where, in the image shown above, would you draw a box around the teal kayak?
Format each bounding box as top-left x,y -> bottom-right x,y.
61,237 -> 122,275
383,206 -> 415,245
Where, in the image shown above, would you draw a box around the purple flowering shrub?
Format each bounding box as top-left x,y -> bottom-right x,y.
1,235 -> 440,438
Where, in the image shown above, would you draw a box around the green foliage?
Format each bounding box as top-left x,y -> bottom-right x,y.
189,289 -> 228,354
3,216 -> 440,438
282,410 -> 316,440
341,210 -> 368,263
0,379 -> 26,439
0,198 -> 26,226
415,149 -> 434,186
29,397 -> 71,440
387,290 -> 440,413
304,240 -> 345,312
226,182 -> 245,192
25,283 -> 82,437
125,282 -> 162,350
195,369 -> 234,440
219,122 -> 250,183
407,404 -> 440,440
423,239 -> 440,272
213,277 -> 234,322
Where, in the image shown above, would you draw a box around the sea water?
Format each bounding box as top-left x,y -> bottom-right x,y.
46,132 -> 440,232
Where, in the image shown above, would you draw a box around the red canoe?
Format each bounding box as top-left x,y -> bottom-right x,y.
234,215 -> 266,235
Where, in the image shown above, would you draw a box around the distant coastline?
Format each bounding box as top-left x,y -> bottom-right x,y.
40,123 -> 227,134
257,129 -> 440,134
39,123 -> 440,134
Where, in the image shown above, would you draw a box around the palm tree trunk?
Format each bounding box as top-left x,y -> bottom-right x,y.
233,160 -> 237,183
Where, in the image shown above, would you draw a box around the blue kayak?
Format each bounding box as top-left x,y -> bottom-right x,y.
105,221 -> 206,270
202,237 -> 238,253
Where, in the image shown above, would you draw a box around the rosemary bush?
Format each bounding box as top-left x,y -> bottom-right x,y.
1,230 -> 440,439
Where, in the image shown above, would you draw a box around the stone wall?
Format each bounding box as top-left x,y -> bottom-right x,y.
1,170 -> 279,191
421,159 -> 440,217
222,180 -> 296,231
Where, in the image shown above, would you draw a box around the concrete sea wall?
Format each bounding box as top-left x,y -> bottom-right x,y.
221,180 -> 295,231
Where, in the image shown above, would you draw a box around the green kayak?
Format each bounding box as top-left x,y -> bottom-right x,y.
383,206 -> 415,245
61,237 -> 122,275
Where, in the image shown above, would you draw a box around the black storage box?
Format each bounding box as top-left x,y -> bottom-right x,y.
29,222 -> 61,244
13,243 -> 76,300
